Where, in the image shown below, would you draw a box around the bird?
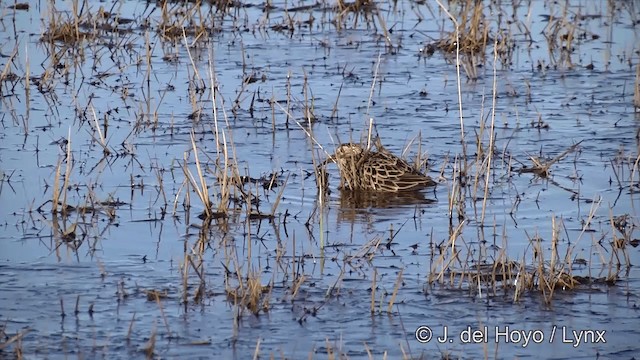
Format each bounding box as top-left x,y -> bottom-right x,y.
322,142 -> 436,192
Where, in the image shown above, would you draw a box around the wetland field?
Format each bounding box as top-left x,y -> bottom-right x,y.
1,0 -> 640,358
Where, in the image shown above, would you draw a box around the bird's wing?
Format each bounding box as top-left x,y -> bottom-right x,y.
362,155 -> 433,192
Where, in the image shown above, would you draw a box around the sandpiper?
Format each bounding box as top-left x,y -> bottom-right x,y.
323,142 -> 436,192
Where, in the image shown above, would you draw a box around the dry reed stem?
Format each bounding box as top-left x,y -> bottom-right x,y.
88,104 -> 110,155
290,274 -> 306,300
0,328 -> 31,351
275,102 -> 329,156
386,268 -> 403,313
252,338 -> 261,360
61,129 -> 72,216
52,158 -> 62,214
24,43 -> 30,127
520,141 -> 582,177
269,173 -> 289,216
180,132 -> 211,217
0,45 -> 18,84
370,267 -> 377,313
153,291 -> 172,337
634,62 -> 640,109
435,0 -> 468,168
365,53 -> 382,118
143,324 -> 156,359
479,35 -> 499,227
206,49 -> 240,215
429,220 -> 466,284
126,312 -> 136,344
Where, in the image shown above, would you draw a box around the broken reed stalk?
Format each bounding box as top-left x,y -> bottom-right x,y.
154,167 -> 168,212
512,257 -> 527,302
284,69 -> 292,127
634,62 -> 640,109
153,291 -> 172,337
126,312 -> 136,344
387,268 -> 403,313
542,215 -> 563,304
302,69 -> 315,121
61,129 -> 73,216
183,131 -> 211,217
370,267 -> 377,313
182,253 -> 191,305
270,173 -> 289,216
216,127 -> 232,214
330,82 -> 343,119
143,324 -> 157,359
447,155 -> 464,225
245,183 -> 254,268
52,158 -> 62,214
252,338 -> 262,360
89,104 -> 110,155
0,328 -> 32,352
290,273 -> 306,300
493,229 -> 511,294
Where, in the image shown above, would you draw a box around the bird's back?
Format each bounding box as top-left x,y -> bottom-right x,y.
356,151 -> 435,192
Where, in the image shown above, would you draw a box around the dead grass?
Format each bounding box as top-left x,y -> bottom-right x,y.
41,0 -> 138,45
428,194 -> 634,305
516,141 -> 583,178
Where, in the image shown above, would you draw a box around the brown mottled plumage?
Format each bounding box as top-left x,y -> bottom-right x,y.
324,143 -> 436,192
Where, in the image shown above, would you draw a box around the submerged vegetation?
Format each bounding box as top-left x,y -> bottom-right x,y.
1,0 -> 639,358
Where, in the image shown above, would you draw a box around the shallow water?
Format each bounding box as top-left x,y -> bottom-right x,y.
1,0 -> 640,358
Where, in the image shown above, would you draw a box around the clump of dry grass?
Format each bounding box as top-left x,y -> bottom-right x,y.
333,0 -> 394,50
225,271 -> 272,315
41,0 -> 136,45
156,0 -> 238,41
428,195 -> 634,305
426,0 -> 517,79
41,3 -> 91,44
435,0 -> 491,55
0,326 -> 30,357
541,2 -> 579,70
157,3 -> 207,40
516,141 -> 582,178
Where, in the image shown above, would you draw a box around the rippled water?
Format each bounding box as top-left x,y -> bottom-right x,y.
1,0 -> 639,358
